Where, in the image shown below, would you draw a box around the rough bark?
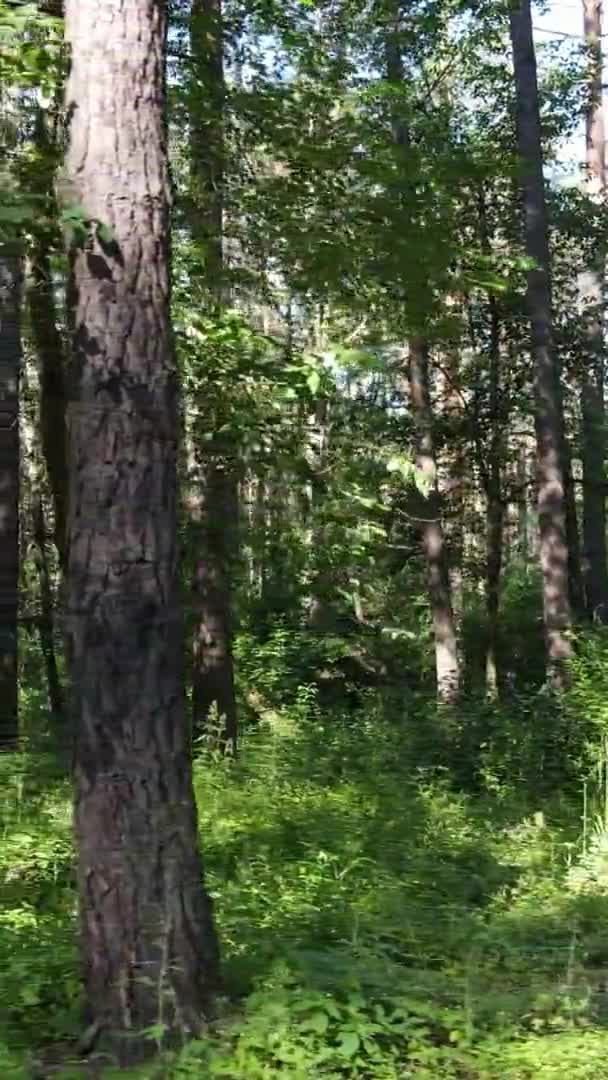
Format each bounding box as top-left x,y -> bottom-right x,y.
189,0 -> 238,751
63,0 -> 219,1063
581,0 -> 608,620
0,251 -> 21,750
509,0 -> 573,681
409,338 -> 460,703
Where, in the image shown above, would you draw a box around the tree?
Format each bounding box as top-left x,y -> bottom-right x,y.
187,0 -> 238,752
580,0 -> 608,620
27,107 -> 69,570
384,6 -> 460,702
0,250 -> 21,750
509,0 -> 573,680
408,337 -> 460,703
63,0 -> 219,1062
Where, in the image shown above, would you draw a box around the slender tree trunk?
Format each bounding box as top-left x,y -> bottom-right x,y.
308,398 -> 334,630
442,345 -> 465,641
385,9 -> 460,701
191,456 -> 238,750
27,243 -> 67,565
581,0 -> 608,620
32,497 -> 65,733
475,188 -> 506,696
516,438 -> 531,560
28,247 -> 68,569
509,0 -> 573,681
564,438 -> 585,616
27,108 -> 69,569
189,0 -> 238,751
63,0 -> 219,1062
409,338 -> 460,703
485,298 -> 504,699
0,251 -> 21,750
190,0 -> 224,290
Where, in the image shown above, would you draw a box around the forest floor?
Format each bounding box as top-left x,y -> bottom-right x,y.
3,689 -> 608,1078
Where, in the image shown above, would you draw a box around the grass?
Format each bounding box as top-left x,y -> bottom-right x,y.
3,678 -> 608,1077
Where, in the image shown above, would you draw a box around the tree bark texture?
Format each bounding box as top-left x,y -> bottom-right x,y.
509,0 -> 573,678
63,0 -> 219,1062
581,0 -> 608,620
188,0 -> 238,751
409,338 -> 460,703
0,252 -> 21,750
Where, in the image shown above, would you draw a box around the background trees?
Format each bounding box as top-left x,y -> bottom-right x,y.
3,0 -> 608,1075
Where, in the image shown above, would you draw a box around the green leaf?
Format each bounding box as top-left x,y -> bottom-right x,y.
336,1031 -> 360,1057
300,1010 -> 329,1034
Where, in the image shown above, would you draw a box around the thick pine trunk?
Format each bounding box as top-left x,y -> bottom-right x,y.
63,0 -> 219,1062
581,0 -> 608,620
409,338 -> 460,703
189,0 -> 238,750
509,0 -> 573,681
0,252 -> 21,750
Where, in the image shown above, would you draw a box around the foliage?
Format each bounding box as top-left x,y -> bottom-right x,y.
6,638 -> 608,1074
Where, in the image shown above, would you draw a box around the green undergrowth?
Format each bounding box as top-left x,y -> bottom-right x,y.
4,658 -> 608,1075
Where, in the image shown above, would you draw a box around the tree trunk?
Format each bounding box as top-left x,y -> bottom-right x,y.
564,438 -> 585,616
442,345 -> 465,644
27,107 -> 69,569
190,0 -> 224,290
0,251 -> 21,750
189,0 -> 238,751
409,338 -> 460,703
385,9 -> 460,701
191,456 -> 238,751
484,297 -> 504,699
581,0 -> 608,620
509,0 -> 573,681
63,0 -> 219,1063
28,244 -> 68,569
32,497 -> 65,740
